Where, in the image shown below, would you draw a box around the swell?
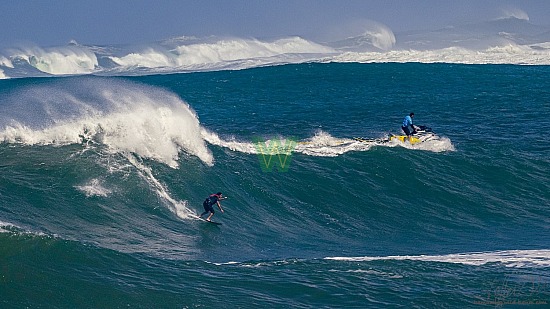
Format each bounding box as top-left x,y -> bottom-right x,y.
2,227 -> 548,308
1,64 -> 548,262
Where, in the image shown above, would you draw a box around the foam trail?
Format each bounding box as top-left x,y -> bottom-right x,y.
325,250 -> 550,268
125,154 -> 194,219
201,129 -> 257,154
203,130 -> 453,157
201,130 -> 364,156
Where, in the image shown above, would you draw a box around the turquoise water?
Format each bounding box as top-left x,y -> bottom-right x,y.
1,63 -> 549,307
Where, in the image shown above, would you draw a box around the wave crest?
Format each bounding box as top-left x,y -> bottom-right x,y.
109,37 -> 335,70
9,46 -> 98,75
0,79 -> 212,168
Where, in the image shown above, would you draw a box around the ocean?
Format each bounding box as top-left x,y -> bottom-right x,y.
1,19 -> 550,308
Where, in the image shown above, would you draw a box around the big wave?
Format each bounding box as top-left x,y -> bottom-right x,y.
0,78 -> 211,221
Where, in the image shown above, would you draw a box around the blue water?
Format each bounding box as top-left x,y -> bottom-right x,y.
1,63 -> 549,308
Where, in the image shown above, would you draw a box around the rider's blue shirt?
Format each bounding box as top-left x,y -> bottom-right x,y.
402,115 -> 413,127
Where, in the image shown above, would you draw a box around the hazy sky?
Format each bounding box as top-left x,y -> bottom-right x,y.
2,0 -> 549,47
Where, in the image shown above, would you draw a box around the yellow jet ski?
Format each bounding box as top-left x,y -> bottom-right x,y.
389,125 -> 435,145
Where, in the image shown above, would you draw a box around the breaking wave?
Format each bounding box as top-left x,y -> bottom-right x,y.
1,16 -> 549,79
0,78 -> 212,168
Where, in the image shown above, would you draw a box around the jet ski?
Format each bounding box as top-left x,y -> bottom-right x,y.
353,125 -> 437,145
388,125 -> 436,145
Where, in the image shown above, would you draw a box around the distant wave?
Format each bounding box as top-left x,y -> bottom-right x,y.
499,7 -> 530,21
1,16 -> 550,79
7,45 -> 98,75
0,37 -> 336,78
109,37 -> 335,69
330,45 -> 550,65
325,250 -> 550,268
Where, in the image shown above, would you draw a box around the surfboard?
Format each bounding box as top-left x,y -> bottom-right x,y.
197,217 -> 222,225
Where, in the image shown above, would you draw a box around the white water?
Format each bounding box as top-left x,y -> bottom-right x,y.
325,249 -> 550,268
7,45 -> 98,75
0,79 -> 208,221
75,178 -> 112,197
203,130 -> 454,157
331,45 -> 550,65
1,17 -> 549,79
110,37 -> 335,69
0,79 -> 212,168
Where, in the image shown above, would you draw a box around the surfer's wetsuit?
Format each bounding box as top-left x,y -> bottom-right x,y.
200,194 -> 220,216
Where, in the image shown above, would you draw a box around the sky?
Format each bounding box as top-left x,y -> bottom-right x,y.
1,0 -> 550,48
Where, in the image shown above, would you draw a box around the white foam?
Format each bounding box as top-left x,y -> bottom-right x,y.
295,131 -> 370,157
329,44 -> 550,65
201,130 -> 361,157
499,7 -> 530,21
109,48 -> 177,68
201,129 -> 258,154
75,178 -> 112,197
385,135 -> 456,152
325,250 -> 550,268
0,80 -> 213,168
204,130 -> 453,157
109,37 -> 335,70
1,30 -> 550,78
0,55 -> 14,68
0,55 -> 13,78
0,220 -> 17,232
125,153 -> 195,220
365,24 -> 396,51
9,46 -> 98,75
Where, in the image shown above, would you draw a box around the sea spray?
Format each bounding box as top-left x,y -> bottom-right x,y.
0,78 -> 213,167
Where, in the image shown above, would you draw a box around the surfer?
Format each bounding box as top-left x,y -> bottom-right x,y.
199,192 -> 224,222
402,112 -> 417,138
